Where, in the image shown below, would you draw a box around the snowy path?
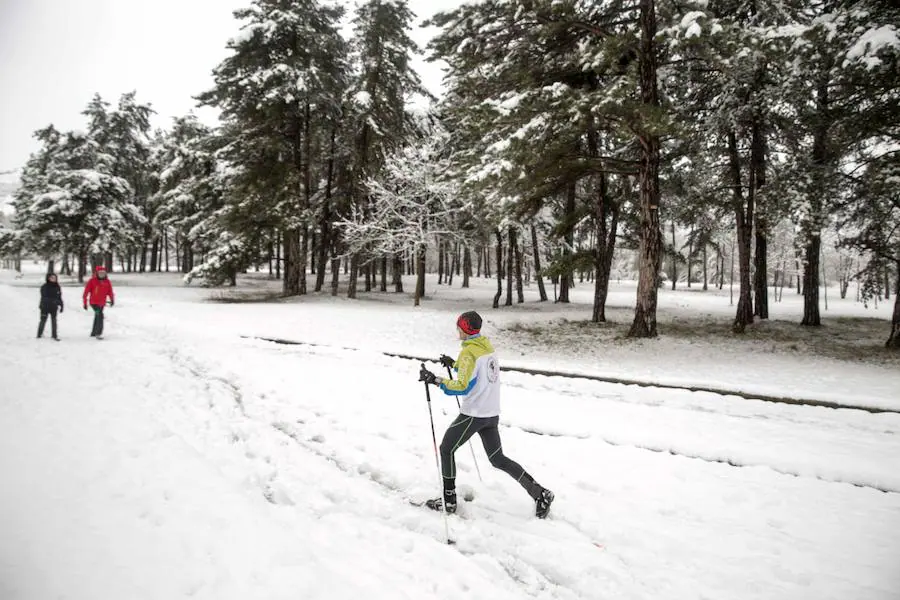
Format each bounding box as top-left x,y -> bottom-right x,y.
1,281 -> 899,599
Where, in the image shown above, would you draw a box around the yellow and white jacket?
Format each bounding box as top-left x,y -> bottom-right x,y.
440,335 -> 501,418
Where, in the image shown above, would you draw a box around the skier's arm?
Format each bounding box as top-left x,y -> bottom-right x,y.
108,281 -> 115,305
440,352 -> 476,395
82,280 -> 93,305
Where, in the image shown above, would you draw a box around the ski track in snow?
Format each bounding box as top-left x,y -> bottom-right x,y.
1,279 -> 899,600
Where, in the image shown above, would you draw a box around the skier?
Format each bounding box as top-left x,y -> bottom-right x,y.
419,311 -> 555,518
37,272 -> 64,340
82,266 -> 115,339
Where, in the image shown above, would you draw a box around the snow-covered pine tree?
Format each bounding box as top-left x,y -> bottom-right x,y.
155,115 -> 229,279
13,127 -> 135,281
82,92 -> 153,272
199,0 -> 349,296
770,1 -> 900,327
345,0 -> 430,299
429,1 -> 636,317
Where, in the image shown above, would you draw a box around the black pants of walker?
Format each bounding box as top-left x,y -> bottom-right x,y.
90,305 -> 105,337
439,413 -> 542,500
37,308 -> 58,338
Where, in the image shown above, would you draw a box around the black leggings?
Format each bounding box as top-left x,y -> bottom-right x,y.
439,413 -> 541,499
38,309 -> 58,338
90,305 -> 105,336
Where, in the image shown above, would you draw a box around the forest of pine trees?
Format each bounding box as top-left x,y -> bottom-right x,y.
1,0 -> 898,346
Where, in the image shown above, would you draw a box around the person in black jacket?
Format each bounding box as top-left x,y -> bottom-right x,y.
38,273 -> 64,340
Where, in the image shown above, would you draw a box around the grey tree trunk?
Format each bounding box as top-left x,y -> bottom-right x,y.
592,174 -> 619,323
505,226 -> 514,306
627,0 -> 663,338
462,247 -> 471,288
559,182 -> 576,303
331,256 -> 340,297
531,225 -> 548,302
887,262 -> 900,349
801,235 -> 822,326
802,76 -> 829,327
283,230 -> 302,296
514,228 -> 524,303
414,245 -> 426,307
347,253 -> 360,299
752,114 -> 769,319
492,229 -> 503,309
393,253 -> 404,293
729,130 -> 754,333
670,221 -> 677,290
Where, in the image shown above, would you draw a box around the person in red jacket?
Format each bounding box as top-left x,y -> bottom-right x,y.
83,266 -> 114,338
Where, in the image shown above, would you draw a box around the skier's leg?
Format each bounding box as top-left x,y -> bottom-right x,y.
37,312 -> 47,337
439,413 -> 479,493
478,419 -> 543,499
50,309 -> 58,339
98,306 -> 104,336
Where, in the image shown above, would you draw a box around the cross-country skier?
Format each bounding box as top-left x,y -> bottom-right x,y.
37,272 -> 63,340
82,266 -> 114,339
419,311 -> 555,518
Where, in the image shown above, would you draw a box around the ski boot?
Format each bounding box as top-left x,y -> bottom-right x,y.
425,489 -> 457,514
535,488 -> 554,519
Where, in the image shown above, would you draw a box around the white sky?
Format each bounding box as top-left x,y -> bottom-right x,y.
0,0 -> 462,174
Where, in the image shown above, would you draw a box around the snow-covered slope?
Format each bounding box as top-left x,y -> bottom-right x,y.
1,272 -> 898,600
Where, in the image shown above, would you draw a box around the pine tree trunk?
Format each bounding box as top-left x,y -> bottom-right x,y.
592,173 -> 619,323
670,221 -> 677,290
752,115 -> 769,319
627,0 -> 663,338
315,129 -> 336,292
531,225 -> 548,302
801,235 -> 822,326
463,247 -> 471,288
802,76 -> 829,326
514,228 -> 524,303
393,252 -> 404,293
331,256 -> 340,297
275,239 -> 281,280
300,227 -> 309,295
476,246 -> 483,278
885,266 -> 892,301
380,256 -> 387,292
414,245 -> 426,307
687,231 -> 693,288
729,131 -> 754,333
448,244 -> 456,287
887,262 -> 900,348
702,244 -> 708,291
484,246 -> 491,279
438,242 -> 445,285
559,182 -> 576,303
284,230 -> 302,296
348,254 -> 360,299
505,226 -> 514,306
492,229 -> 503,309
150,237 -> 159,272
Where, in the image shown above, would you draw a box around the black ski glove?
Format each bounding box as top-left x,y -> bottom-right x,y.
419,367 -> 439,386
439,354 -> 455,369
59,305 -> 64,313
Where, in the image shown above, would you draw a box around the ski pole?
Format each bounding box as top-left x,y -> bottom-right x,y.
446,364 -> 482,482
423,364 -> 453,545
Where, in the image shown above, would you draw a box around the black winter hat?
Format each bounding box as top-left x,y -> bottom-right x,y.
457,311 -> 482,335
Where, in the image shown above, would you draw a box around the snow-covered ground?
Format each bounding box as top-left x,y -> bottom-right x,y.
1,267 -> 899,599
